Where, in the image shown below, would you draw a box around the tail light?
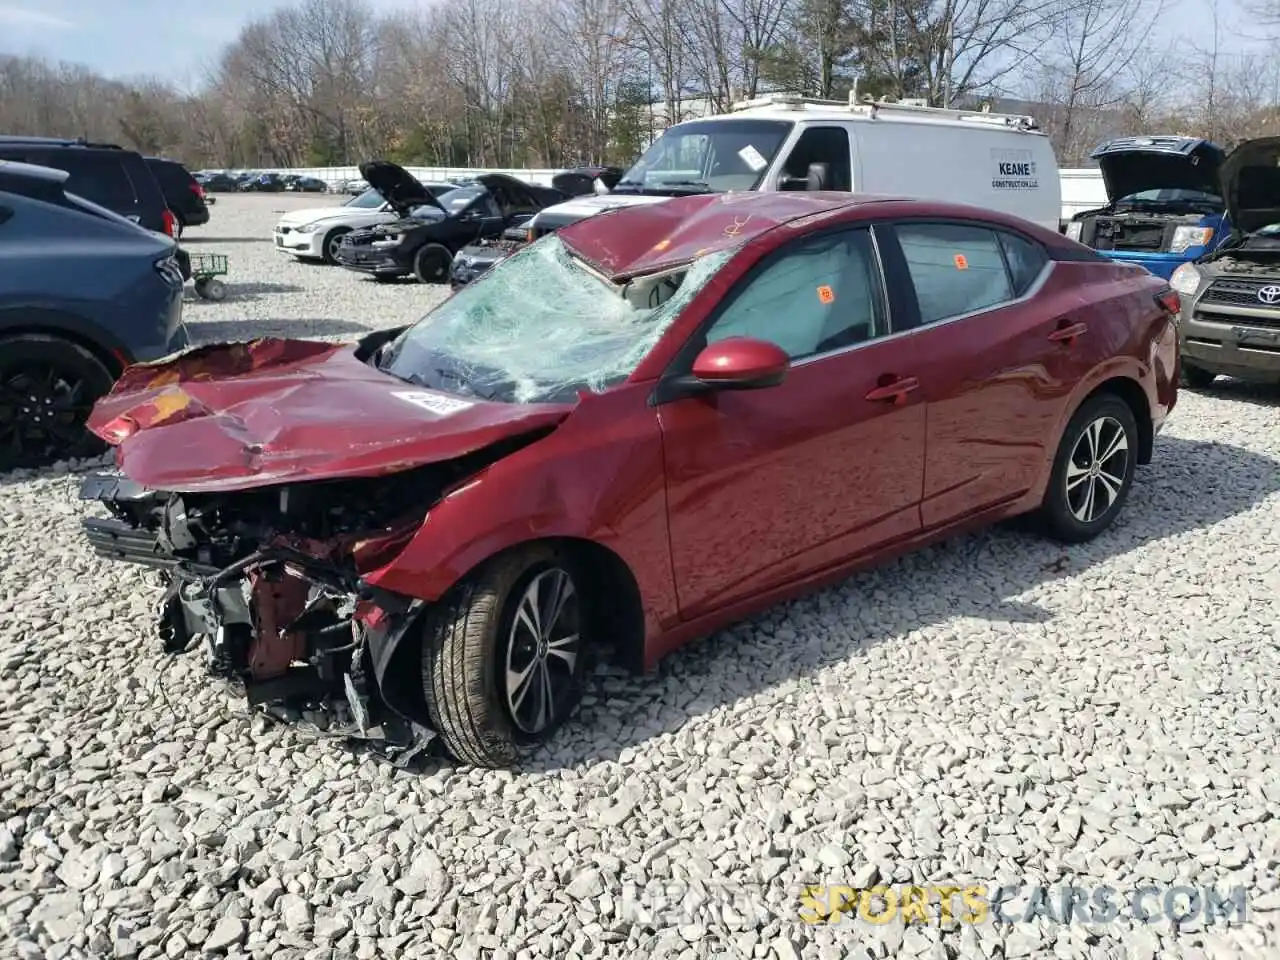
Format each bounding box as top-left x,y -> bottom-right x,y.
154,254 -> 184,286
1155,289 -> 1181,315
162,209 -> 177,238
190,181 -> 205,200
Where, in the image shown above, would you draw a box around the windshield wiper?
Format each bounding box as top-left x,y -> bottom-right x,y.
653,180 -> 713,193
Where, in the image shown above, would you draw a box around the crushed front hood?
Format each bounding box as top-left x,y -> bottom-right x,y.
1091,136 -> 1224,202
87,338 -> 572,493
1220,136 -> 1280,234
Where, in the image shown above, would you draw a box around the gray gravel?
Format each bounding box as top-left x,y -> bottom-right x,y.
2,195 -> 1280,959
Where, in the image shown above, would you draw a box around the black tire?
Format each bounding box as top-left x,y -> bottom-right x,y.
413,244 -> 453,284
321,227 -> 350,265
1039,393 -> 1139,543
0,333 -> 115,471
1180,362 -> 1217,389
195,277 -> 227,301
420,545 -> 588,767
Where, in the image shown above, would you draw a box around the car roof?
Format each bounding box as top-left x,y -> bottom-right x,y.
0,135 -> 125,150
560,191 -> 1073,279
558,192 -> 903,278
0,159 -> 71,184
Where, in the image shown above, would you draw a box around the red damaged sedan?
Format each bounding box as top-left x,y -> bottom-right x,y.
79,192 -> 1179,767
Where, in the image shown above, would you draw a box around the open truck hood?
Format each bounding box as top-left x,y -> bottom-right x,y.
359,161 -> 439,216
86,338 -> 571,493
1219,136 -> 1280,234
1091,136 -> 1225,202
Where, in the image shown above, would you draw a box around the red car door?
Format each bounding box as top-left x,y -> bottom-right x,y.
879,220 -> 1086,529
657,226 -> 926,621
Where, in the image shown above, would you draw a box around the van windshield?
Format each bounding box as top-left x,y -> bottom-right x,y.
613,119 -> 792,196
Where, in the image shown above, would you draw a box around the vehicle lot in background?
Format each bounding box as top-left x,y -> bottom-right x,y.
334,166 -> 567,282
0,135 -> 176,237
4,190 -> 1279,960
144,156 -> 210,237
0,160 -> 186,469
274,180 -> 459,265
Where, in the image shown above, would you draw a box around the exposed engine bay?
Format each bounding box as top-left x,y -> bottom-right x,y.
79,460 -> 481,765
1072,207 -> 1214,253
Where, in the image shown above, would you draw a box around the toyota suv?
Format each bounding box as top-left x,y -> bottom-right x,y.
1169,137 -> 1280,388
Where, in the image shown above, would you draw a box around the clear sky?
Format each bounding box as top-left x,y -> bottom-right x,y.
0,0 -> 1266,88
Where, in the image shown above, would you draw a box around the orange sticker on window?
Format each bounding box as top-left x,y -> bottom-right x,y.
817,285 -> 835,304
954,254 -> 969,270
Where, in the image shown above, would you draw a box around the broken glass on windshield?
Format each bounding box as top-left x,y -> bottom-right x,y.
378,236 -> 735,404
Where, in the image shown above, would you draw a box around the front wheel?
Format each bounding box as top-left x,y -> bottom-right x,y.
414,244 -> 453,284
0,334 -> 114,471
1180,362 -> 1217,389
1039,394 -> 1139,543
321,227 -> 350,265
420,546 -> 587,767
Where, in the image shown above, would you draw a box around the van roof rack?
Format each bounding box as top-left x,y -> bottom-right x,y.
728,91 -> 1040,131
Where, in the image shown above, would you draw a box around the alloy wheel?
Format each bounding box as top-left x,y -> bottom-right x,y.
1065,415 -> 1129,524
327,233 -> 346,262
0,363 -> 94,465
503,567 -> 582,735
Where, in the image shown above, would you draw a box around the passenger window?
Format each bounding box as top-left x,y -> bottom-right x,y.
896,222 -> 1014,325
704,228 -> 886,360
997,230 -> 1048,296
779,126 -> 852,192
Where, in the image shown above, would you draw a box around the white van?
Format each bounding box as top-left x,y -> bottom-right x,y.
528,93 -> 1062,236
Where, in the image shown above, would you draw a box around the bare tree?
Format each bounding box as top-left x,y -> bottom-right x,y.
1029,0 -> 1165,164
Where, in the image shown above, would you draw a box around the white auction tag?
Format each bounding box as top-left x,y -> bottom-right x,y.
391,391 -> 476,415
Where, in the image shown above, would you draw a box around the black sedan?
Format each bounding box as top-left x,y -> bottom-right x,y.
333,162 -> 566,283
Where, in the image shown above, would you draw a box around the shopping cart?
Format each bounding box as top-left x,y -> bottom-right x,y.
188,252 -> 229,301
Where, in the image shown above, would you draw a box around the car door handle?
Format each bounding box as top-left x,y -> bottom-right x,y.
865,376 -> 920,403
1048,321 -> 1088,343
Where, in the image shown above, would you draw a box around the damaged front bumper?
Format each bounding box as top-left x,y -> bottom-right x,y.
79,469 -> 437,765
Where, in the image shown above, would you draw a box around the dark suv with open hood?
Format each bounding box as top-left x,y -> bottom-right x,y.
334,162 -> 566,283
1169,137 -> 1280,388
1065,136 -> 1229,281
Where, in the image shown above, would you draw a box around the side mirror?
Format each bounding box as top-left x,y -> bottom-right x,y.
806,162 -> 830,191
691,337 -> 789,390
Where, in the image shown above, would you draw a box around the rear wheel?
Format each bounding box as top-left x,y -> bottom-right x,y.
413,244 -> 453,284
1039,394 -> 1138,543
1180,362 -> 1217,389
420,545 -> 587,767
321,227 -> 350,265
0,334 -> 114,471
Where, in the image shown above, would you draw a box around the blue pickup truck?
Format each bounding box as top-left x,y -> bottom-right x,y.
1064,136 -> 1229,280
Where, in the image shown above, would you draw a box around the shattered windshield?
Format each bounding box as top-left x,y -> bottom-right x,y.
614,119 -> 792,195
377,236 -> 735,404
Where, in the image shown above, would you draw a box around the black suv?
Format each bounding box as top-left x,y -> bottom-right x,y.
145,156 -> 210,237
0,136 -> 176,238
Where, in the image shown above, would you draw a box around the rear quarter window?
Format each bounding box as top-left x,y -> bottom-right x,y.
17,150 -> 139,211
996,230 -> 1049,295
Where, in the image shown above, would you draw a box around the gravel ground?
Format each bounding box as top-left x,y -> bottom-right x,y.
2,195 -> 1280,960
